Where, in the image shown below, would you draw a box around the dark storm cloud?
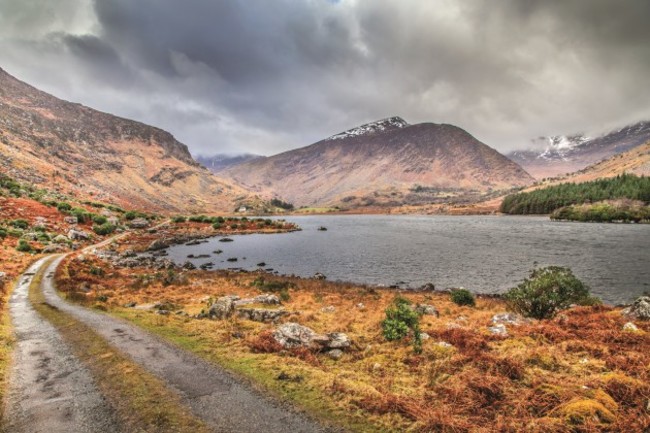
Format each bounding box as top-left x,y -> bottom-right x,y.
1,0 -> 649,155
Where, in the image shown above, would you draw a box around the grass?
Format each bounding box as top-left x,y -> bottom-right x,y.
0,277 -> 15,413
53,244 -> 650,433
28,257 -> 211,433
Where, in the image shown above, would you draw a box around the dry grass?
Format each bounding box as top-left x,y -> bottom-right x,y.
54,251 -> 650,433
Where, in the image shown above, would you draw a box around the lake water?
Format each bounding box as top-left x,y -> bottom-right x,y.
166,215 -> 650,305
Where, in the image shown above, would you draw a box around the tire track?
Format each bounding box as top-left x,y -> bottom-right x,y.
3,257 -> 122,433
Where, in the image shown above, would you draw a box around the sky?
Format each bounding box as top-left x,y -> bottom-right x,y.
1,0 -> 649,157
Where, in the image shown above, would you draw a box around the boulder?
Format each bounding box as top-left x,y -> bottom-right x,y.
67,229 -> 90,240
622,296 -> 650,320
488,324 -> 508,336
415,304 -> 439,317
208,296 -> 238,319
313,272 -> 327,280
272,322 -> 351,350
0,272 -> 6,285
252,294 -> 281,305
128,218 -> 150,229
182,261 -> 196,270
623,322 -> 639,332
325,332 -> 351,349
64,216 -> 78,224
492,313 -> 526,326
420,283 -> 436,291
321,306 -> 336,313
236,308 -> 288,323
148,238 -> 169,251
273,322 -> 317,349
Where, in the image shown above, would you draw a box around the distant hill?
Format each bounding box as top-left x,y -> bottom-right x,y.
508,121 -> 650,179
221,117 -> 534,207
0,67 -> 254,213
195,153 -> 264,173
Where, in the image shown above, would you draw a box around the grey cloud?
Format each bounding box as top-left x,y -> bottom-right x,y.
0,0 -> 649,156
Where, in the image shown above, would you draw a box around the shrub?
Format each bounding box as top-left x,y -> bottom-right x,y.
0,227 -> 6,239
92,215 -> 107,225
10,219 -> 29,229
172,216 -> 187,223
450,288 -> 476,307
124,211 -> 137,220
381,296 -> 422,353
93,223 -> 116,236
504,266 -> 600,320
16,239 -> 33,252
212,223 -> 222,230
57,202 -> 72,212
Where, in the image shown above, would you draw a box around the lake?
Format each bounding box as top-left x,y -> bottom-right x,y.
165,215 -> 650,305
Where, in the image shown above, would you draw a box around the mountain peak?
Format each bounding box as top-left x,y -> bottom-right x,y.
326,116 -> 409,141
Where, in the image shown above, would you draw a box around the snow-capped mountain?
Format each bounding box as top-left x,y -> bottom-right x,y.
508,121 -> 650,178
326,116 -> 409,141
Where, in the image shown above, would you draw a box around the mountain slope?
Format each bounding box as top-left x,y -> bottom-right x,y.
221,117 -> 534,207
0,67 -> 252,213
508,121 -> 650,179
196,153 -> 264,173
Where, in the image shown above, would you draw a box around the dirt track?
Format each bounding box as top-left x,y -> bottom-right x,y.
3,257 -> 122,433
4,254 -> 336,433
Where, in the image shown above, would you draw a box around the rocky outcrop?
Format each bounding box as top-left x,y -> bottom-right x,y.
622,296 -> 650,320
415,304 -> 439,317
272,322 -> 351,351
67,229 -> 90,240
128,218 -> 150,229
208,296 -> 238,319
236,308 -> 288,323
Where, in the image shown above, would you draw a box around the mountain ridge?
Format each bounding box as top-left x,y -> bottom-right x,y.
0,67 -> 254,213
508,121 -> 650,179
221,118 -> 534,207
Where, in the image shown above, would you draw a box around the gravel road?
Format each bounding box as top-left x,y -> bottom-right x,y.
38,255 -> 337,433
3,257 -> 123,433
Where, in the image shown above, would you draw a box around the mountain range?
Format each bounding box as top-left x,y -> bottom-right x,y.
0,67 -> 254,213
507,121 -> 650,179
220,117 -> 534,207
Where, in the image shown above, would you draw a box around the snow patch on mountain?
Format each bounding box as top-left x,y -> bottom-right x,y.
326,116 -> 409,141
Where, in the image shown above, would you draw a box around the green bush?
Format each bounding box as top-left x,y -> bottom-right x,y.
10,219 -> 29,229
92,215 -> 108,225
92,223 -> 116,236
57,202 -> 72,212
381,296 -> 422,353
16,239 -> 33,252
212,223 -> 222,230
172,216 -> 187,223
504,266 -> 600,320
0,227 -> 6,239
124,211 -> 137,220
450,288 -> 476,307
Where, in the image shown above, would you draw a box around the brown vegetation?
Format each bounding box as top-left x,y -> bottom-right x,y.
53,244 -> 650,433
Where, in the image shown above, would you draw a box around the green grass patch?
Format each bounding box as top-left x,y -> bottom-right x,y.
112,309 -> 394,433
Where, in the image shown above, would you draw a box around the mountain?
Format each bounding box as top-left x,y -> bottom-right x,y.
196,153 -> 264,173
554,141 -> 650,184
508,121 -> 650,179
0,67 -> 253,213
220,117 -> 534,207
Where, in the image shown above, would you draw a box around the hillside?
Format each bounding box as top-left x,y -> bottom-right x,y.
0,67 -> 254,213
508,121 -> 650,179
195,153 -> 264,173
221,117 -> 534,207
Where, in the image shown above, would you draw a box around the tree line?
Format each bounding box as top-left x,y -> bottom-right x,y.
500,174 -> 650,214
